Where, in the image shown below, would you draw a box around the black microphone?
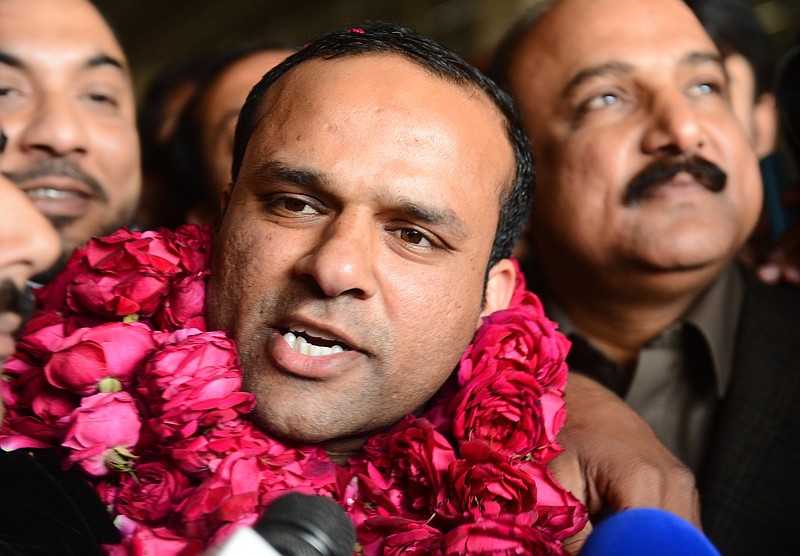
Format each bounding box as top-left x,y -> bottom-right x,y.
255,493 -> 355,556
212,493 -> 356,556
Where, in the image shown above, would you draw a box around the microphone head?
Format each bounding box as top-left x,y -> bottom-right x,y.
255,493 -> 356,556
580,508 -> 720,556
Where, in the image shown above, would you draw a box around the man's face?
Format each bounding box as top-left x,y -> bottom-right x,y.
197,50 -> 294,206
508,0 -> 762,289
0,173 -> 59,419
0,0 -> 140,277
724,53 -> 777,159
207,55 -> 515,453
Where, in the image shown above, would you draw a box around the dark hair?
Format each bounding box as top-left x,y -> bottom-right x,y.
231,21 -> 534,270
170,42 -> 298,224
485,1 -> 555,91
684,0 -> 777,97
776,39 -> 800,164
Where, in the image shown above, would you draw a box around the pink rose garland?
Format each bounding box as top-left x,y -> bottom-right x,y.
0,225 -> 587,555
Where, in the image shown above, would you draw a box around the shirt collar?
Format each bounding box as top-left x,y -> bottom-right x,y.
534,264 -> 744,399
683,264 -> 743,398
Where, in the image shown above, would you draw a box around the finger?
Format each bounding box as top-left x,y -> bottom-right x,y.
563,521 -> 593,555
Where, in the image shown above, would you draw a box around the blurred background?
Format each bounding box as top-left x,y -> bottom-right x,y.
94,0 -> 800,97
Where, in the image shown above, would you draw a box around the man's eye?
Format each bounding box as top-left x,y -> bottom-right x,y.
88,92 -> 118,106
271,197 -> 318,215
397,228 -> 432,247
688,82 -> 722,97
585,92 -> 620,110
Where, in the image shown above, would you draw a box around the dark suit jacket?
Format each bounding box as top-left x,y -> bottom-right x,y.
0,449 -> 119,555
700,271 -> 800,555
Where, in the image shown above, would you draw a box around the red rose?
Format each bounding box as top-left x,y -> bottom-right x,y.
115,461 -> 193,525
437,442 -> 539,522
359,516 -> 443,556
103,518 -> 200,556
358,416 -> 455,518
443,513 -> 566,555
9,312 -> 66,363
463,307 -> 570,391
139,330 -> 255,441
450,362 -> 547,459
44,321 -> 157,395
62,391 -> 142,477
66,229 -> 184,318
178,453 -> 266,539
171,224 -> 213,274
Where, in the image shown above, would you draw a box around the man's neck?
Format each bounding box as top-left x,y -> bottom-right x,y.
547,267 -> 720,373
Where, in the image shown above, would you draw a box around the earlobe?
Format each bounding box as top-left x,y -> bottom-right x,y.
479,258 -> 517,323
753,92 -> 778,158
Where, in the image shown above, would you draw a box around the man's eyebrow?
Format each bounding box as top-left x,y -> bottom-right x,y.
248,160 -> 466,236
561,61 -> 634,99
250,160 -> 328,189
0,51 -> 24,70
680,51 -> 725,69
0,50 -> 128,75
85,53 -> 128,73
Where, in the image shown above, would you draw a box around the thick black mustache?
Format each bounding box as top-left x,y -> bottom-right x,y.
3,159 -> 107,202
624,156 -> 727,205
0,279 -> 35,336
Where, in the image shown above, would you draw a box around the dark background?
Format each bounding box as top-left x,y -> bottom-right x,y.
92,0 -> 800,98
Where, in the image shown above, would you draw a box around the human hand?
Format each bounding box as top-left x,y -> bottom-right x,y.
752,221 -> 800,285
550,373 -> 701,554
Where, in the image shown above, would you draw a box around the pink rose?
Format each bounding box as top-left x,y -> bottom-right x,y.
139,331 -> 254,441
44,321 -> 157,395
115,461 -> 193,525
62,391 -> 142,477
155,271 -> 209,331
517,460 -> 588,541
443,513 -> 566,555
357,416 -> 455,518
450,363 -> 548,459
437,443 -> 539,522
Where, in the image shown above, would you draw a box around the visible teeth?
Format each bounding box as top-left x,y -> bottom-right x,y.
25,188 -> 81,200
290,325 -> 337,342
282,330 -> 345,356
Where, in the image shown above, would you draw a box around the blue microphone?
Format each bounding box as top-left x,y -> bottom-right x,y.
580,508 -> 720,556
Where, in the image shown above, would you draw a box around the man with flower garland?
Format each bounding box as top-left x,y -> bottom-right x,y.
490,0 -> 800,553
1,22 -> 592,554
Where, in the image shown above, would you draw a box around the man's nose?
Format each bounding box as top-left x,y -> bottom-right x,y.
0,178 -> 60,279
641,91 -> 705,156
294,212 -> 379,299
18,93 -> 90,158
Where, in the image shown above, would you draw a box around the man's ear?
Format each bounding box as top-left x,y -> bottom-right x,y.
479,258 -> 516,324
220,181 -> 234,216
753,92 -> 778,158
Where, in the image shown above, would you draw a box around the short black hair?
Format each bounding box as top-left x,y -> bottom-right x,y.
231,21 -> 534,271
685,0 -> 777,97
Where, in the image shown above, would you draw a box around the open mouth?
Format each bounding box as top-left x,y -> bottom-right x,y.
24,187 -> 90,201
279,325 -> 352,357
